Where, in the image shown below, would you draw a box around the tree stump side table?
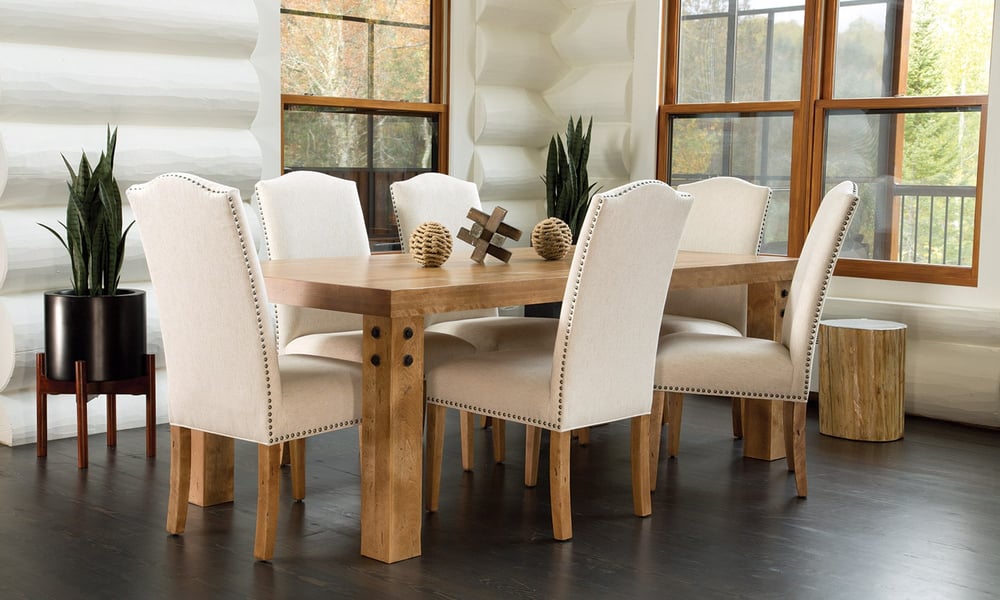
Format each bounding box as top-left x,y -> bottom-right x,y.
818,319 -> 906,442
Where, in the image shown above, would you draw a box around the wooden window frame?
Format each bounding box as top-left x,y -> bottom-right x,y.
658,0 -> 988,286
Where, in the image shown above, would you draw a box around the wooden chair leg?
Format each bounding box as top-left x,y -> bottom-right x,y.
289,438 -> 306,501
524,425 -> 542,487
492,418 -> 506,463
666,392 -> 684,458
145,354 -> 156,458
649,391 -> 665,492
36,354 -> 47,458
106,393 -> 117,448
166,425 -> 192,535
254,443 -> 282,561
783,401 -> 808,497
549,430 -> 572,541
574,427 -> 590,446
459,409 -> 475,471
732,397 -> 743,439
75,360 -> 88,469
630,414 -> 652,517
425,404 -> 446,512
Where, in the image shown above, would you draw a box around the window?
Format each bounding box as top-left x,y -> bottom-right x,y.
659,0 -> 992,285
280,1 -> 447,248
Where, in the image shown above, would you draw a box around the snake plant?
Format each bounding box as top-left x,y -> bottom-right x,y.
39,126 -> 134,296
542,116 -> 600,243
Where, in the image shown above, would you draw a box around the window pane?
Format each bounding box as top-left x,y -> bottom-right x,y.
283,105 -> 438,246
667,113 -> 793,254
373,115 -> 435,169
679,1 -> 804,103
834,0 -> 993,98
283,106 -> 368,169
823,108 -> 980,265
374,24 -> 430,102
281,2 -> 431,101
281,13 -> 369,97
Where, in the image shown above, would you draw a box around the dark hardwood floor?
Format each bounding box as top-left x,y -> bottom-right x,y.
1,396 -> 998,599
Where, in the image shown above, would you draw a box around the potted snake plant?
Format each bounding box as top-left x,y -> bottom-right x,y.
39,127 -> 146,382
542,115 -> 600,243
527,116 -> 600,317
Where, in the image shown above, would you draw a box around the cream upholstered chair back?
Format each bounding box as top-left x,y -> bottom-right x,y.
675,177 -> 770,253
128,173 -> 364,445
781,180 -> 859,399
668,177 -> 771,333
254,171 -> 367,351
554,180 -> 693,430
391,172 -> 481,254
390,172 -> 498,324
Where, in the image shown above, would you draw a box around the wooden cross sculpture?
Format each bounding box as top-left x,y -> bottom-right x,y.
457,206 -> 523,263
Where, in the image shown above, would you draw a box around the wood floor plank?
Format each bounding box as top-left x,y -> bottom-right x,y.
3,396 -> 999,599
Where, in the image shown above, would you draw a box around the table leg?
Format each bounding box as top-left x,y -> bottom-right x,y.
188,431 -> 235,506
360,315 -> 424,563
742,280 -> 791,461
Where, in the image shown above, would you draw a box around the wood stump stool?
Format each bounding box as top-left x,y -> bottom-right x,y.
818,319 -> 905,442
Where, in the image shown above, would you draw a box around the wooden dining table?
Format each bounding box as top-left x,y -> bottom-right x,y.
189,246 -> 796,564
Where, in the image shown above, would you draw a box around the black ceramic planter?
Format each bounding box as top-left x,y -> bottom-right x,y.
43,289 -> 147,382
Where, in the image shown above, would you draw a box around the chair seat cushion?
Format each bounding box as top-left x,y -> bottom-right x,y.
654,332 -> 797,400
284,330 -> 476,370
427,316 -> 560,352
425,348 -> 559,428
660,314 -> 743,337
273,353 -> 363,439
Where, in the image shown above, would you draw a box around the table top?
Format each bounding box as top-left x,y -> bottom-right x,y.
260,246 -> 797,318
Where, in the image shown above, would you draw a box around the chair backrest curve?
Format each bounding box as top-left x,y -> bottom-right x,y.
552,180 -> 694,430
254,171 -> 367,350
782,180 -> 859,399
127,173 -> 277,443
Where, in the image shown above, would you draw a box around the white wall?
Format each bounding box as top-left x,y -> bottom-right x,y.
0,0 -> 265,445
451,0 -> 662,241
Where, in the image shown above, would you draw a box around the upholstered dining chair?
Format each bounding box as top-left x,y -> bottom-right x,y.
127,173 -> 364,561
253,170 -> 475,366
664,176 -> 772,337
653,177 -> 772,459
651,180 -> 859,498
390,172 -> 557,468
423,180 -> 694,540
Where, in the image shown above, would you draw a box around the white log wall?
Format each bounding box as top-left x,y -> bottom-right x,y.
470,0 -> 638,239
0,0 -> 262,446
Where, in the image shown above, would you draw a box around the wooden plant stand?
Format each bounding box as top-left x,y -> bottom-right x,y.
36,353 -> 156,468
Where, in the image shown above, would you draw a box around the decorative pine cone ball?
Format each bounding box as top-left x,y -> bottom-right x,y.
410,221 -> 453,267
531,217 -> 572,260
